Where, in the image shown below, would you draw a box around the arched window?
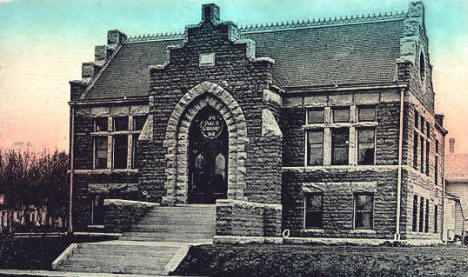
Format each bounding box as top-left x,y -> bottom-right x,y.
419,52 -> 425,82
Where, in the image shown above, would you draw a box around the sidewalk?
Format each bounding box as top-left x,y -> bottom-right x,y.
0,269 -> 203,277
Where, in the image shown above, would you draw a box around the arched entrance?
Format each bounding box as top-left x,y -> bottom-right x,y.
188,106 -> 228,203
162,81 -> 248,206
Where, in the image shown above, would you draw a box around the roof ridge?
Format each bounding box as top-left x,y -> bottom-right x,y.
126,9 -> 407,43
126,31 -> 185,42
239,10 -> 407,33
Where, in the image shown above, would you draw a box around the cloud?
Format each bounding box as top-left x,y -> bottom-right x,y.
0,0 -> 12,3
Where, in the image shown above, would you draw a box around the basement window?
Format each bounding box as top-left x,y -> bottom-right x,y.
354,193 -> 374,229
304,193 -> 323,229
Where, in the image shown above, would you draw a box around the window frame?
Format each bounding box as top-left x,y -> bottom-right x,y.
304,193 -> 323,229
357,105 -> 376,122
332,106 -> 350,123
357,128 -> 376,165
94,117 -> 108,132
412,195 -> 418,232
331,127 -> 349,165
93,136 -> 108,169
113,116 -> 129,132
113,135 -> 128,169
306,108 -> 325,124
353,193 -> 374,230
306,129 -> 324,166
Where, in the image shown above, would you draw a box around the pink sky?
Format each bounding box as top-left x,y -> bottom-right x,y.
0,0 -> 467,153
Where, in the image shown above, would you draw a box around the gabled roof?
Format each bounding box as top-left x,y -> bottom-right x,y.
446,153 -> 468,182
83,11 -> 407,100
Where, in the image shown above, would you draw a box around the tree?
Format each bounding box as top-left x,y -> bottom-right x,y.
0,146 -> 69,232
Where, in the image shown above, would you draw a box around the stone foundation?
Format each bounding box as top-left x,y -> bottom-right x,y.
103,199 -> 158,233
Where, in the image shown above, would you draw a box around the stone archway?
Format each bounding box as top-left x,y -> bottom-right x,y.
162,81 -> 248,205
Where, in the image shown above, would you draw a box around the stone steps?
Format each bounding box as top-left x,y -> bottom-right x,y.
54,242 -> 179,275
54,204 -> 216,275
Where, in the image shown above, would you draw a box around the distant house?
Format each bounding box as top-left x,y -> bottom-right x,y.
445,138 -> 468,240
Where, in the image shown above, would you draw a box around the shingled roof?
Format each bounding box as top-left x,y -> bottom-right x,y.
83,11 -> 407,100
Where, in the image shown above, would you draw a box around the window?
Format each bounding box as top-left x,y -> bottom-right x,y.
94,137 -> 107,169
413,131 -> 418,169
113,135 -> 128,169
435,140 -> 439,153
304,193 -> 323,229
420,116 -> 425,133
331,128 -> 349,165
414,111 -> 419,129
307,130 -> 324,166
94,117 -> 108,132
425,141 -> 430,176
354,193 -> 373,229
420,52 -> 425,81
333,107 -> 350,122
357,128 -> 375,165
419,197 -> 424,232
113,116 -> 129,131
358,106 -> 376,122
90,194 -> 104,225
133,115 -> 147,131
426,122 -> 430,137
307,108 -> 324,124
434,205 -> 438,233
435,156 -> 439,185
420,136 -> 424,174
425,199 -> 429,233
132,134 -> 139,168
412,195 -> 418,232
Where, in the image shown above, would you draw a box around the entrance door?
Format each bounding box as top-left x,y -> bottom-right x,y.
188,106 -> 228,204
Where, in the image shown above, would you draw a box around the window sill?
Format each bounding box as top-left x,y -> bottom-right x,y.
87,225 -> 104,229
350,229 -> 376,234
302,228 -> 325,233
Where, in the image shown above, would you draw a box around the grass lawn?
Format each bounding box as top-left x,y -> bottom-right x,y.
172,243 -> 468,277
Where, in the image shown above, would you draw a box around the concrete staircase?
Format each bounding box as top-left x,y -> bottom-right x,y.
53,204 -> 216,275
121,204 -> 216,243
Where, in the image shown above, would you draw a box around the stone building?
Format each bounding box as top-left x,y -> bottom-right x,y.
68,2 -> 448,243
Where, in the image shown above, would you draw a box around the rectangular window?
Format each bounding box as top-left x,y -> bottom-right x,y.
413,131 -> 418,169
434,205 -> 438,233
331,128 -> 349,165
94,117 -> 108,132
90,194 -> 104,225
412,195 -> 418,232
307,130 -> 324,166
304,193 -> 323,229
332,107 -> 350,123
414,111 -> 419,129
435,156 -> 439,185
307,108 -> 324,124
113,116 -> 129,131
357,106 -> 376,122
419,197 -> 424,232
420,136 -> 424,173
132,134 -> 139,168
94,137 -> 107,169
436,140 -> 439,153
354,193 -> 374,229
425,199 -> 429,233
133,115 -> 147,131
113,135 -> 128,169
425,141 -> 430,176
420,116 -> 425,133
426,122 -> 430,137
357,128 -> 375,165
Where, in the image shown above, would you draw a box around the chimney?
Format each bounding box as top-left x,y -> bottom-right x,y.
202,4 -> 220,24
449,138 -> 455,154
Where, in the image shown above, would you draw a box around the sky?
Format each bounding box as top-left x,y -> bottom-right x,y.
0,0 -> 467,153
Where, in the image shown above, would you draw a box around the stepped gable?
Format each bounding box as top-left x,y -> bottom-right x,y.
83,9 -> 407,100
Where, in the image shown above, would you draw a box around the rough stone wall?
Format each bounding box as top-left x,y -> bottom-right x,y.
136,139 -> 166,202
103,199 -> 155,233
72,173 -> 138,231
282,168 -> 398,239
146,20 -> 279,204
244,136 -> 282,204
216,199 -> 282,237
281,108 -> 304,167
73,109 -> 93,169
403,168 -> 442,240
